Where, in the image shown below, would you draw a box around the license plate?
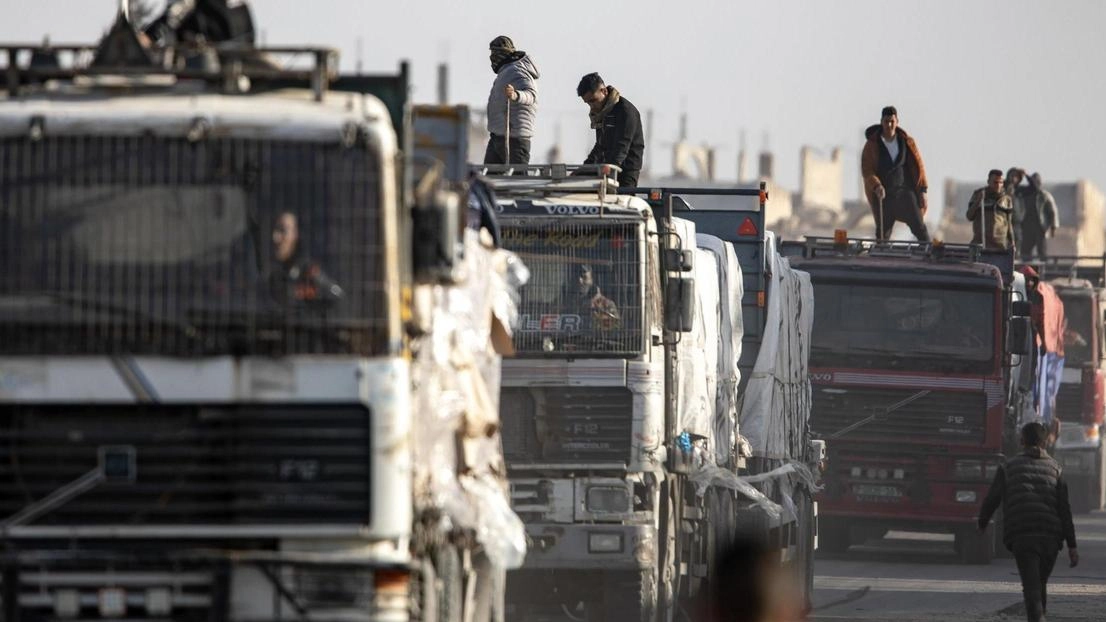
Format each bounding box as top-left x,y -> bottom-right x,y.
854,484 -> 901,498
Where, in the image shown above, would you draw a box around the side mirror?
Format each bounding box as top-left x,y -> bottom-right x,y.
1008,316 -> 1031,356
1012,300 -> 1032,317
665,276 -> 695,332
664,249 -> 694,273
412,188 -> 463,284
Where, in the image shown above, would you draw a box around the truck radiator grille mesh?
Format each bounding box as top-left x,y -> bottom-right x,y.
500,387 -> 633,465
811,386 -> 987,444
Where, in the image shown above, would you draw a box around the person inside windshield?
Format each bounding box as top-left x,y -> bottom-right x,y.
268,211 -> 343,307
569,264 -> 620,330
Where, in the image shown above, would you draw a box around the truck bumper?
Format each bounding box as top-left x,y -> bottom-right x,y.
1,547 -> 411,622
520,523 -> 657,571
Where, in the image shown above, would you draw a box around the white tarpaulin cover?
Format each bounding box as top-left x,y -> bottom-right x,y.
739,232 -> 815,461
697,234 -> 744,464
674,218 -> 718,442
411,228 -> 530,570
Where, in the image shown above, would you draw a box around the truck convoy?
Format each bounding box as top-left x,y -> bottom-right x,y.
1036,257 -> 1106,514
483,166 -> 820,621
0,5 -> 525,622
786,236 -> 1031,564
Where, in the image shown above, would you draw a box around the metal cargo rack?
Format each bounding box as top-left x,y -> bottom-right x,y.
781,236 -> 1015,282
1027,255 -> 1106,287
473,163 -> 624,202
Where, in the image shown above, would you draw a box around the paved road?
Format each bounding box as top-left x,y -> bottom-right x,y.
811,512 -> 1106,621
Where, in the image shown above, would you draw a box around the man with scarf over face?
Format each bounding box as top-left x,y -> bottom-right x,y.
484,35 -> 539,166
860,106 -> 930,241
577,72 -> 644,188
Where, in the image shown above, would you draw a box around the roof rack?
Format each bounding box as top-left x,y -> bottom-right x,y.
791,236 -> 1016,281
1025,255 -> 1106,287
473,163 -> 623,202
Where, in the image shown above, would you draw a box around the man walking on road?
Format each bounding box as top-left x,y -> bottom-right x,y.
861,106 -> 930,241
577,72 -> 645,188
1018,172 -> 1060,261
483,35 -> 539,165
978,422 -> 1078,622
967,169 -> 1015,249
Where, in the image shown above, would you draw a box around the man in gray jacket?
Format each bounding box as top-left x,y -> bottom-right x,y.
1018,172 -> 1060,261
484,35 -> 539,166
978,422 -> 1078,622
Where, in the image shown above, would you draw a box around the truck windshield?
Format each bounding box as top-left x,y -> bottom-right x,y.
810,283 -> 995,373
1061,293 -> 1094,366
0,135 -> 385,356
499,220 -> 642,356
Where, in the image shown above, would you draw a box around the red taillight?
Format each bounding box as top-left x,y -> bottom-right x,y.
1084,368 -> 1105,425
738,217 -> 759,237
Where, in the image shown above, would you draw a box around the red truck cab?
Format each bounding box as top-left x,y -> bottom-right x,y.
783,236 -> 1023,564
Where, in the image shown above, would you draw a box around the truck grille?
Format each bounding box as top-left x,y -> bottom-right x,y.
0,405 -> 371,526
501,387 -> 633,465
1055,383 -> 1083,421
811,386 -> 986,444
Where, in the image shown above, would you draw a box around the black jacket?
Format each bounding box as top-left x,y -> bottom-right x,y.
978,447 -> 1076,551
583,96 -> 644,185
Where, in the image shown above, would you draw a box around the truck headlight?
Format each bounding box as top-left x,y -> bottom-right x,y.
955,490 -> 977,503
588,532 -> 624,553
586,486 -> 630,514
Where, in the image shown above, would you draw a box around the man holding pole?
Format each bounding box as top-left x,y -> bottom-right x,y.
967,169 -> 1015,250
861,105 -> 930,241
484,35 -> 539,165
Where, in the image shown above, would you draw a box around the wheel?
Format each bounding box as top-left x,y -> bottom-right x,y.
1070,474 -> 1094,515
956,528 -> 995,565
433,545 -> 465,622
817,517 -> 851,555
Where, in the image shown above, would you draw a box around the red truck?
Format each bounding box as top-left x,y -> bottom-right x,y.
1036,257 -> 1106,513
783,235 -> 1029,564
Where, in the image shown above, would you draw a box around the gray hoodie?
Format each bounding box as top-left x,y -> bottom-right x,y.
486,55 -> 539,139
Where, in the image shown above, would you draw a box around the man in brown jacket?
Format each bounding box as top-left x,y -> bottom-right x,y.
967,169 -> 1015,250
861,106 -> 930,241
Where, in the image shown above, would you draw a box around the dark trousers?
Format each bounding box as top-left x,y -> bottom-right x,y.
483,134 -> 531,166
1021,227 -> 1048,261
872,187 -> 929,241
1012,536 -> 1060,622
618,170 -> 639,189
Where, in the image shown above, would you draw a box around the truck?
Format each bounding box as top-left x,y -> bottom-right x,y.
483,165 -> 819,620
1036,257 -> 1106,513
0,5 -> 525,621
785,236 -> 1031,564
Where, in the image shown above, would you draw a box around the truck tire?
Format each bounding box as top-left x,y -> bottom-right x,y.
602,570 -> 657,622
817,517 -> 851,555
956,528 -> 995,565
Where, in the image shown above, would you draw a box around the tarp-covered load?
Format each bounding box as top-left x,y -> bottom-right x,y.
674,218 -> 719,443
410,227 -> 530,571
739,232 -> 815,461
697,234 -> 744,465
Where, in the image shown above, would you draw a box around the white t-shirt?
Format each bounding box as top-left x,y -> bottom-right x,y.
882,134 -> 900,161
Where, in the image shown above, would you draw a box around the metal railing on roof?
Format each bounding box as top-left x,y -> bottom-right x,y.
474,163 -> 623,201
1027,255 -> 1106,286
786,235 -> 1017,282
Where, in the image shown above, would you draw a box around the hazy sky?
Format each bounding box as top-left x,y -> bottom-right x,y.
5,0 -> 1105,208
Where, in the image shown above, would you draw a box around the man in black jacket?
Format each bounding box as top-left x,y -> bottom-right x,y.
978,422 -> 1078,622
577,72 -> 644,188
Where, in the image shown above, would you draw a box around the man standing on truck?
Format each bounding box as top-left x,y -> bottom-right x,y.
978,422 -> 1078,622
577,72 -> 645,188
967,169 -> 1015,249
861,105 -> 930,241
1018,172 -> 1060,261
484,35 -> 539,165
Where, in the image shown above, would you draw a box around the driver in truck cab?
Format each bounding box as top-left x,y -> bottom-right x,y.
268,211 -> 344,307
568,264 -> 620,330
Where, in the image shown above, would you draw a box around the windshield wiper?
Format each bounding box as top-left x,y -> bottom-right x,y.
827,389 -> 932,440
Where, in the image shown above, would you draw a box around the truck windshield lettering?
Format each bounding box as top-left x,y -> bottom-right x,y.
499,221 -> 643,356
